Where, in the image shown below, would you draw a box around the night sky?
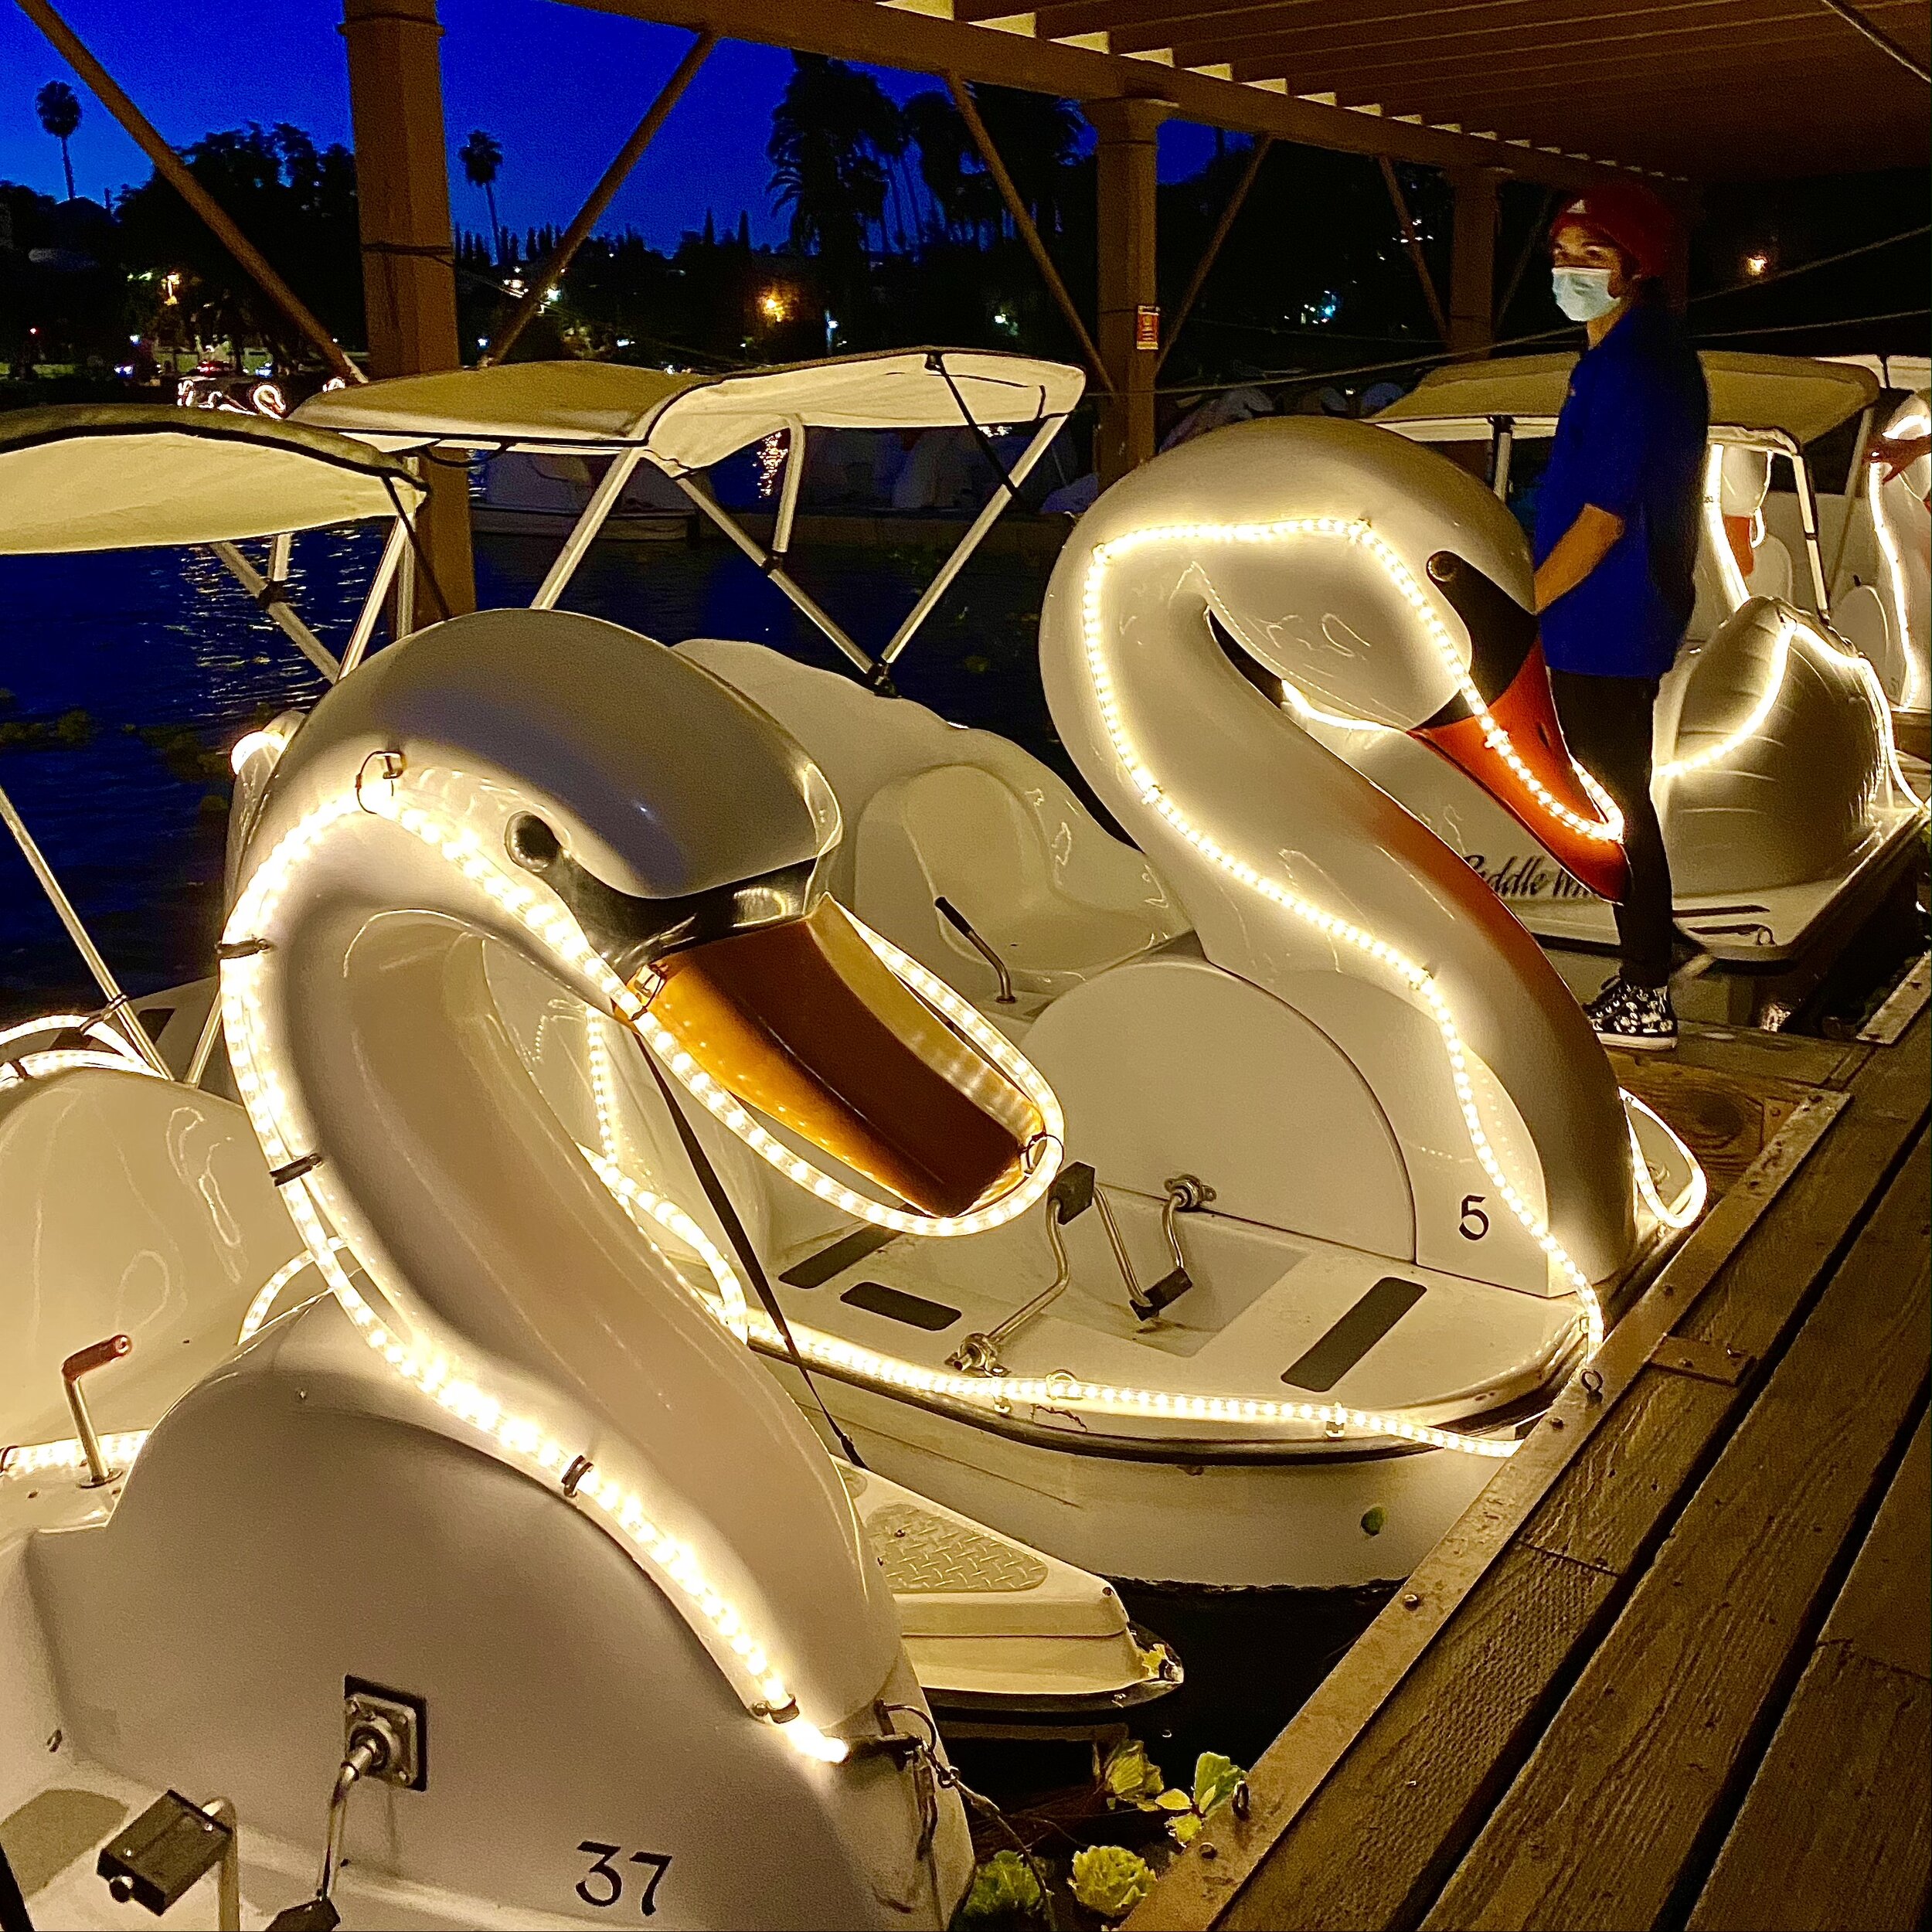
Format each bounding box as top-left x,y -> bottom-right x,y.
0,1 -> 1222,248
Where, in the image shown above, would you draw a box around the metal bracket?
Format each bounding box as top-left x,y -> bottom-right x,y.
1648,1335 -> 1756,1386
342,1679 -> 427,1791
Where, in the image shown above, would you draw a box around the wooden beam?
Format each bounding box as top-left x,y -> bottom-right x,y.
1090,95 -> 1169,485
1157,134 -> 1270,375
15,0 -> 362,383
1448,166 -> 1500,357
342,0 -> 474,614
557,0 -> 1627,186
1378,155 -> 1452,346
946,75 -> 1110,395
485,31 -> 716,365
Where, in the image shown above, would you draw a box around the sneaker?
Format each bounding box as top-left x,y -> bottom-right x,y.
1584,976 -> 1678,1051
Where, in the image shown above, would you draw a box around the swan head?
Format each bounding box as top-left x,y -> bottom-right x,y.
253,607 -> 1046,1220
1074,416 -> 1628,901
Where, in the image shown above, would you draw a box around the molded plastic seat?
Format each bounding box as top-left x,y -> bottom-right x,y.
856,764 -> 1189,1003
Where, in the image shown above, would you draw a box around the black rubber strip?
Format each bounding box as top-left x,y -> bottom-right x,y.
781,1225 -> 899,1289
1281,1277 -> 1427,1393
840,1281 -> 962,1334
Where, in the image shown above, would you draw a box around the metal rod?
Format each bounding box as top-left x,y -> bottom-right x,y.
0,784 -> 170,1074
532,446 -> 646,609
881,413 -> 1065,668
61,1333 -> 131,1486
267,532 -> 292,583
934,896 -> 1015,1004
673,476 -> 874,672
1789,451 -> 1833,617
773,419 -> 806,557
15,0 -> 362,383
342,519 -> 412,675
186,990 -> 225,1088
201,1798 -> 240,1932
1813,0 -> 1932,82
947,74 -> 1111,395
1092,1186 -> 1147,1314
1379,155 -> 1453,346
485,31 -> 716,365
1828,403 -> 1876,599
1491,418 -> 1515,502
1158,134 -> 1271,376
209,542 -> 342,680
951,1192 -> 1077,1370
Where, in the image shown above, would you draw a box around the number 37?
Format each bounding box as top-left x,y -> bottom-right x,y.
577,1842 -> 672,1917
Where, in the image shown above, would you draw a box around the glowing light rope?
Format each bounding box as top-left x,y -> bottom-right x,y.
0,1014 -> 168,1095
220,791 -> 854,1764
583,1142 -> 752,1344
1702,445 -> 1753,615
1621,1091 -> 1708,1233
236,1240 -> 349,1347
1207,519 -> 1621,845
1658,616 -> 1794,780
2,1430 -> 149,1481
1082,522 -> 1608,1364
1869,408 -> 1927,713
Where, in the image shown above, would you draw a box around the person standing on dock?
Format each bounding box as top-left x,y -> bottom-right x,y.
1532,181 -> 1708,1053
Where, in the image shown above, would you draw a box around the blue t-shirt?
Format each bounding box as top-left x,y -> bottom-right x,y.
1533,303 -> 1709,680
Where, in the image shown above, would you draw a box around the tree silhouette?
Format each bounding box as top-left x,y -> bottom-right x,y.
36,80 -> 81,202
458,129 -> 504,265
767,56 -> 903,287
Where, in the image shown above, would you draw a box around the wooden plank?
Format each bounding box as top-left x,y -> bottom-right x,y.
1671,1022 -> 1866,1092
1422,1135 -> 1931,1932
1689,1417 -> 1931,1932
1861,951 -> 1932,1046
1608,1055 -> 1811,1198
1216,1543 -> 1617,1930
1128,1089 -> 1849,1932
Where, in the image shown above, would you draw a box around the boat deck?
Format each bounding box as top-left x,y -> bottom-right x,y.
1132,968 -> 1931,1932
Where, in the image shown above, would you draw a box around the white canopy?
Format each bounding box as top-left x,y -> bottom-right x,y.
292,349 -> 1086,470
0,406 -> 423,555
1375,350 -> 1881,445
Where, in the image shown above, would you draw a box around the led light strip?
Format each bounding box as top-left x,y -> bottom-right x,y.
0,1013 -> 168,1094
221,788 -> 849,1764
2,1430 -> 149,1481
1702,444 -> 1753,614
1869,409 -> 1927,713
1658,616 -> 1794,779
1083,522 -> 1608,1362
1621,1091 -> 1708,1233
236,1240 -> 349,1347
583,1142 -> 752,1344
1196,519 -> 1621,845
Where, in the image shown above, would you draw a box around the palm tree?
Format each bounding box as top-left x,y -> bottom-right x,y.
458,129 -> 504,264
767,56 -> 903,274
36,80 -> 80,202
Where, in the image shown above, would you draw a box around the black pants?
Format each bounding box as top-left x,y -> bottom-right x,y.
1549,668 -> 1675,988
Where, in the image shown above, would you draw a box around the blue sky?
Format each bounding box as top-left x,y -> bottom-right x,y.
1,1 -> 1222,249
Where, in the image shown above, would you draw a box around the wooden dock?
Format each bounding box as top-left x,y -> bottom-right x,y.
1134,984 -> 1930,1932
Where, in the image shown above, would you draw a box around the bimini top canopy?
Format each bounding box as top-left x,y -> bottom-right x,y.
1376,351 -> 1882,446
292,349 -> 1086,471
0,404 -> 425,556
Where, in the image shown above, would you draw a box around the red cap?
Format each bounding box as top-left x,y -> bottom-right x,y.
1551,181 -> 1682,283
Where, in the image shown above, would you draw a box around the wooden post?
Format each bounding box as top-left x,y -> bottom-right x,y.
1449,166 -> 1505,359
1089,96 -> 1169,487
341,0 -> 474,615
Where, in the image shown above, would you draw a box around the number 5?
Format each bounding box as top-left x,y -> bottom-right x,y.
1459,1194 -> 1490,1240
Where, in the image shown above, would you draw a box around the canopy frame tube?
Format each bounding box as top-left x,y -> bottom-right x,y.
880,412 -> 1068,670
208,542 -> 342,680
532,445 -> 648,611
773,419 -> 807,559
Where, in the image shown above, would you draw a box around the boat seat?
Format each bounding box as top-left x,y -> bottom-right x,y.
0,1067 -> 301,1451
855,764 -> 1189,1005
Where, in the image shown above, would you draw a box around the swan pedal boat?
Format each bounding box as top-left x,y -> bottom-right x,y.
297,369 -> 1707,1594
1369,353 -> 1927,982
0,407 -> 1179,1932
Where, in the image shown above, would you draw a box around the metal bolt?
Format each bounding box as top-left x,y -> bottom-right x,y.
1402,1591 -> 1422,1609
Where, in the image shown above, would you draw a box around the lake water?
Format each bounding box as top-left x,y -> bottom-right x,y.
0,529 -> 1063,1022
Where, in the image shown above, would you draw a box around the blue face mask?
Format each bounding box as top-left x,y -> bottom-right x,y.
1553,265 -> 1618,322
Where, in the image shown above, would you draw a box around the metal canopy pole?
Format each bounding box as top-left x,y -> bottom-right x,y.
208,543 -> 343,680
532,446 -> 647,609
1789,452 -> 1834,619
673,477 -> 874,675
1158,134 -> 1272,376
16,0 -> 363,383
341,519 -> 413,674
0,787 -> 169,1076
947,76 -> 1111,396
881,413 -> 1068,669
1828,404 -> 1876,598
485,30 -> 717,366
1379,155 -> 1452,346
773,420 -> 807,558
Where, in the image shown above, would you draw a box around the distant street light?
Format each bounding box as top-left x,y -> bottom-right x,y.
1743,250 -> 1772,277
759,288 -> 791,324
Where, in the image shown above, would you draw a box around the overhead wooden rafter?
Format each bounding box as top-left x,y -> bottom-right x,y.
564,0 -> 1928,182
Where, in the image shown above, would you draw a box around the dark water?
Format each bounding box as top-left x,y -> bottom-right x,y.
0,529 -> 1061,1020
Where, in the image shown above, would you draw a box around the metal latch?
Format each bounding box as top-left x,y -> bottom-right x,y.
1648,1335 -> 1755,1386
